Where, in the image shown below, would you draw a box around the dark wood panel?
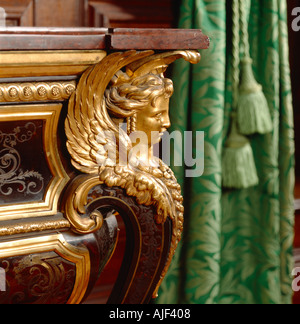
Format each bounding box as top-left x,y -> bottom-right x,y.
0,0 -> 178,28
0,251 -> 77,304
0,120 -> 51,205
84,215 -> 126,304
88,0 -> 179,28
0,0 -> 34,26
34,0 -> 88,27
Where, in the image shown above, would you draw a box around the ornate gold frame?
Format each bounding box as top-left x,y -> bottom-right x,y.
0,81 -> 76,103
0,103 -> 69,221
0,233 -> 90,304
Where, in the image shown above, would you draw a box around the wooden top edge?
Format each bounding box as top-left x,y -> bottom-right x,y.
109,28 -> 210,50
0,27 -> 109,35
0,28 -> 210,51
109,29 -> 210,50
111,28 -> 204,34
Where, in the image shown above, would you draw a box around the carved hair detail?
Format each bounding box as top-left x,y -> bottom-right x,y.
105,72 -> 174,119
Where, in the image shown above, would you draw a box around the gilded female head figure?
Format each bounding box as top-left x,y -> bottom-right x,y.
105,72 -> 174,148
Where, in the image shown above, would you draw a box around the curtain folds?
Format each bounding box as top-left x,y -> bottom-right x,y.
157,0 -> 295,304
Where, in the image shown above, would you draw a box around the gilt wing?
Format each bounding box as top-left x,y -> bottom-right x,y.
65,50 -> 154,174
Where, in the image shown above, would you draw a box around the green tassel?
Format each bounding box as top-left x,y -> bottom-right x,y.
237,57 -> 273,135
222,117 -> 259,189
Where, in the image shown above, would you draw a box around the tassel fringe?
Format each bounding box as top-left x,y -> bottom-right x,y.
237,58 -> 273,135
222,144 -> 259,189
222,118 -> 259,189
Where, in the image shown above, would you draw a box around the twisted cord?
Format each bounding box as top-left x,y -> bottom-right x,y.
239,0 -> 250,58
232,0 -> 240,110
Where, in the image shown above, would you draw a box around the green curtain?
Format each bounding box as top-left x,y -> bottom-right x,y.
157,0 -> 295,304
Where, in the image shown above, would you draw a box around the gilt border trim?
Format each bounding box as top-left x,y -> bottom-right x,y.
0,233 -> 90,304
0,104 -> 70,221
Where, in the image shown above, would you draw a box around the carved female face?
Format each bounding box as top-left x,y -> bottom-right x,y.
105,73 -> 173,161
135,94 -> 171,146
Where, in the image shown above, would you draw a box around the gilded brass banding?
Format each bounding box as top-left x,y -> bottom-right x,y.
0,50 -> 107,78
0,219 -> 71,236
0,81 -> 76,103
